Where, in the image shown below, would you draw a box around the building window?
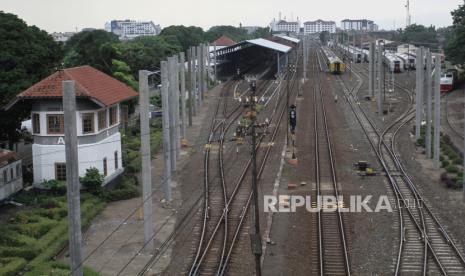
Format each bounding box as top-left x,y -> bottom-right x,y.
3,170 -> 7,183
103,158 -> 108,176
16,164 -> 21,177
47,114 -> 64,134
109,106 -> 118,126
10,168 -> 14,180
32,113 -> 41,134
55,163 -> 66,181
82,113 -> 95,134
114,151 -> 118,169
98,110 -> 107,130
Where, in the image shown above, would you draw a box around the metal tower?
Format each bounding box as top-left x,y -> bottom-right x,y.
405,0 -> 412,27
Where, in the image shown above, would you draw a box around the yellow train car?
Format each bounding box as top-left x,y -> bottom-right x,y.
322,47 -> 345,74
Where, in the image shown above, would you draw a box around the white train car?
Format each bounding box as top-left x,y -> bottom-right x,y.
384,53 -> 404,73
395,53 -> 416,70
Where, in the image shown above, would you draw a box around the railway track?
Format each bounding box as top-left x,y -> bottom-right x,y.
312,46 -> 351,276
188,59 -> 299,276
445,92 -> 464,139
336,52 -> 465,275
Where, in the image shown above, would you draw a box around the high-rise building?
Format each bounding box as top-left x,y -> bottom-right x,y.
271,19 -> 300,34
105,20 -> 161,40
340,19 -> 378,31
304,20 -> 336,34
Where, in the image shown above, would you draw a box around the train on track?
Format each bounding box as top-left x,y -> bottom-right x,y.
322,47 -> 345,74
384,52 -> 404,73
441,64 -> 465,92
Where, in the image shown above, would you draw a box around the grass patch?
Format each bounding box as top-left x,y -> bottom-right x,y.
0,190 -> 104,275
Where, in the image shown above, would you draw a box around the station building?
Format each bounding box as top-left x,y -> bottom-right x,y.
8,66 -> 138,186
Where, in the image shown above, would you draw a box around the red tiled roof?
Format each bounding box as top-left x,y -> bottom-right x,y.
212,35 -> 237,47
0,149 -> 21,167
16,66 -> 138,107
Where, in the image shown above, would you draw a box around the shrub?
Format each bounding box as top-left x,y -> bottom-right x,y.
416,138 -> 425,147
80,167 -> 104,196
440,172 -> 449,181
104,177 -> 139,202
0,257 -> 28,276
15,217 -> 57,239
441,160 -> 450,168
440,155 -> 445,162
42,180 -> 66,195
446,165 -> 459,174
453,158 -> 463,165
459,172 -> 464,178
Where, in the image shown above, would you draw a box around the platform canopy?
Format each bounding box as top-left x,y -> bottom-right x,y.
273,34 -> 301,44
215,38 -> 292,57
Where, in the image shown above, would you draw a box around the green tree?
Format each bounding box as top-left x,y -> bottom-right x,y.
159,25 -> 204,52
116,35 -> 181,76
63,30 -> 119,73
205,25 -> 250,42
446,1 -> 465,64
400,24 -> 438,46
251,27 -> 271,39
111,59 -> 138,90
0,12 -> 62,149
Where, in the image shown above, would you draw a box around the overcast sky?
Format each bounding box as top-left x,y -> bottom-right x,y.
1,0 -> 463,33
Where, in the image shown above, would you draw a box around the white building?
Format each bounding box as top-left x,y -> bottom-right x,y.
9,66 -> 138,186
341,19 -> 378,31
105,20 -> 161,40
51,32 -> 76,42
273,20 -> 300,34
304,20 -> 336,34
0,149 -> 23,201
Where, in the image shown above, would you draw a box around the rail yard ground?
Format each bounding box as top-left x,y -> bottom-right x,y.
75,44 -> 465,275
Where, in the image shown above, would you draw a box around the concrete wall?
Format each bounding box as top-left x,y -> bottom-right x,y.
0,160 -> 23,201
32,132 -> 122,185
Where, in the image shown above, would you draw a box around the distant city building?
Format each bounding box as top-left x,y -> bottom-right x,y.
271,20 -> 300,34
340,19 -> 378,31
304,20 -> 336,34
0,149 -> 23,201
105,20 -> 161,40
51,32 -> 76,42
8,66 -> 138,186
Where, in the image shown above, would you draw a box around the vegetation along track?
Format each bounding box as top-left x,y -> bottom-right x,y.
336,49 -> 465,275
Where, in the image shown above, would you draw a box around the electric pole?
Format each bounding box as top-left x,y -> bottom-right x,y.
139,70 -> 154,253
249,80 -> 262,276
63,80 -> 83,276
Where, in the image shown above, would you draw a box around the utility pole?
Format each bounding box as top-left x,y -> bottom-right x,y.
187,48 -> 193,126
249,80 -> 262,276
425,50 -> 433,159
214,43 -> 217,84
168,57 -> 177,171
303,36 -> 307,80
139,70 -> 154,253
415,47 -> 424,140
174,55 -> 181,161
192,47 -> 198,116
369,42 -> 375,99
197,45 -> 203,107
63,80 -> 83,276
161,61 -> 172,202
433,53 -> 441,168
377,44 -> 384,115
286,59 -> 290,146
179,52 -> 187,140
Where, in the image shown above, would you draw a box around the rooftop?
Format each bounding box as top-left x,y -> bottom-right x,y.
0,149 -> 21,168
15,66 -> 138,107
212,35 -> 237,47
